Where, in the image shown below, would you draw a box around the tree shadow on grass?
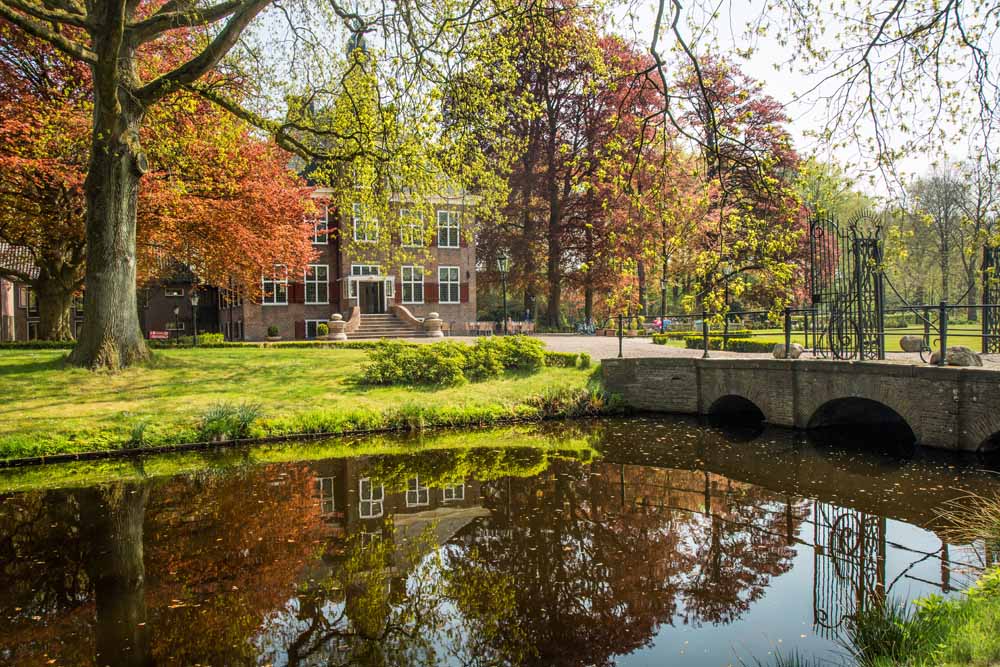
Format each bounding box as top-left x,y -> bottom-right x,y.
0,354 -> 70,377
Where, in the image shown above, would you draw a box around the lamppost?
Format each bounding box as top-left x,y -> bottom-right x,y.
497,250 -> 510,335
189,290 -> 200,346
659,277 -> 668,334
172,305 -> 181,340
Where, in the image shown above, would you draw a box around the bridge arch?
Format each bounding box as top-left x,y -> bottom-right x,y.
708,395 -> 766,425
807,397 -> 917,450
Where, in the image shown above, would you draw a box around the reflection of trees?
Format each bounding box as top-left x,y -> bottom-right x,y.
0,444 -> 809,667
453,461 -> 810,666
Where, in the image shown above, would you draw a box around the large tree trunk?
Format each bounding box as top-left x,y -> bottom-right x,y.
544,119 -> 561,328
34,274 -> 76,340
940,235 -> 950,304
69,55 -> 150,369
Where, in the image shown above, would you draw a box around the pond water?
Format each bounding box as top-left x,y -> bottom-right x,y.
0,417 -> 996,667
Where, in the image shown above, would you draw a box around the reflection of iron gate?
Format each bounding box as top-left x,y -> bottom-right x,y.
812,502 -> 886,640
809,213 -> 885,360
982,246 -> 1000,354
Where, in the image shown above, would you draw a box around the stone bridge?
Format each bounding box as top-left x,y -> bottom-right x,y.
602,357 -> 1000,452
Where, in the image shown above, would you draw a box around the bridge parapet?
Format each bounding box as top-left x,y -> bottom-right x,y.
602,357 -> 1000,452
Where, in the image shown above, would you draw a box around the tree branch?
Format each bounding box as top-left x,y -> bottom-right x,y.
136,0 -> 270,104
127,0 -> 243,45
0,1 -> 96,63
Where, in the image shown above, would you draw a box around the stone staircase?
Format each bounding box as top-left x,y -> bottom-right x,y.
353,312 -> 424,339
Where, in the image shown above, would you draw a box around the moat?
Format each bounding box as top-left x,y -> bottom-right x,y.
0,417 -> 995,666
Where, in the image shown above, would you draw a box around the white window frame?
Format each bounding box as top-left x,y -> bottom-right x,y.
352,202 -> 378,243
400,209 -> 425,247
316,477 -> 335,514
401,265 -> 424,304
359,477 -> 384,518
305,319 -> 329,340
349,264 -> 381,299
437,210 -> 460,248
262,265 -> 288,306
438,266 -> 460,304
165,321 -> 185,331
311,203 -> 329,244
164,287 -> 184,298
304,264 -> 329,304
406,476 -> 429,507
442,484 -> 465,502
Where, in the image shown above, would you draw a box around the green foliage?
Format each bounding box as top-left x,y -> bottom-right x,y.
544,351 -> 582,367
197,402 -> 262,441
149,333 -> 225,347
124,419 -> 149,450
579,352 -> 592,369
266,325 -> 279,337
0,340 -> 74,350
653,329 -> 752,344
316,322 -> 329,337
362,336 -> 550,386
683,336 -> 774,352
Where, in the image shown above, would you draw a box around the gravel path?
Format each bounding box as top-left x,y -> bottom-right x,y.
391,333 -> 1000,367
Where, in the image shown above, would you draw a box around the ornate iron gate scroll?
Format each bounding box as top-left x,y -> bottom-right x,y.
809,212 -> 885,360
982,245 -> 1000,354
812,502 -> 886,640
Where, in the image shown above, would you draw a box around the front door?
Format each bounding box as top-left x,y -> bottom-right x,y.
360,281 -> 386,314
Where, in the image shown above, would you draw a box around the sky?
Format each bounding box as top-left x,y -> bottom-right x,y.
612,0 -> 994,197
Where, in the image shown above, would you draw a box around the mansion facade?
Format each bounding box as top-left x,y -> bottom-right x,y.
219,188 -> 478,341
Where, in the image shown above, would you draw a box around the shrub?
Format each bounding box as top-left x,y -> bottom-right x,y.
579,352 -> 592,369
362,336 -> 553,386
0,340 -> 75,350
197,402 -> 262,441
362,341 -> 467,386
267,325 -> 279,337
317,322 -> 329,337
544,351 -> 581,367
683,335 -> 774,353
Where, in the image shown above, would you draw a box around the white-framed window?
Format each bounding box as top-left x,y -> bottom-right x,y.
400,209 -> 425,247
438,266 -> 460,304
359,477 -> 384,518
315,477 -> 335,514
442,484 -> 465,502
349,264 -> 381,299
406,476 -> 429,507
305,264 -> 329,304
305,320 -> 329,339
437,210 -> 460,248
262,265 -> 288,305
311,203 -> 329,244
352,203 -> 378,243
166,321 -> 185,331
18,287 -> 38,315
401,266 -> 424,304
165,287 -> 184,298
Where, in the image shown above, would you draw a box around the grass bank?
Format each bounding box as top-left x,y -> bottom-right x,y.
0,421 -> 602,494
0,346 -> 607,460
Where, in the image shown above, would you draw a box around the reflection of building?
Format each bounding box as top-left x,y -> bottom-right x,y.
307,457 -> 487,550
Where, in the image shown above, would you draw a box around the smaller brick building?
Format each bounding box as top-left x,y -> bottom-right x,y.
221,188 -> 479,341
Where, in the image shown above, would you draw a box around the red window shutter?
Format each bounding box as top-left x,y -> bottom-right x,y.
425,282 -> 438,303
460,283 -> 469,303
290,282 -> 305,304
295,320 -> 306,339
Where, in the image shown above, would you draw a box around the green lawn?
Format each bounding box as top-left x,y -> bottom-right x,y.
0,347 -> 596,460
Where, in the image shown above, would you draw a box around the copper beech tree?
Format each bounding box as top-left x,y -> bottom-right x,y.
0,0 -> 509,367
0,23 -> 315,340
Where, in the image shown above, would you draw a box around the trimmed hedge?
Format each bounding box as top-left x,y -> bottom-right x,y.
682,335 -> 774,353
653,329 -> 752,345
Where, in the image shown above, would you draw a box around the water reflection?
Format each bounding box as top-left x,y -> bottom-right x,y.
0,419 -> 995,666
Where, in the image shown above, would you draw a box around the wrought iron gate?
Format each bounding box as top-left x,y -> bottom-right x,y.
809,212 -> 885,360
982,245 -> 1000,354
812,502 -> 886,639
